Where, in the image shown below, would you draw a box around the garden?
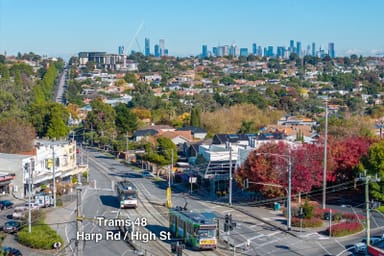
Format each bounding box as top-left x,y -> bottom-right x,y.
289,199 -> 366,237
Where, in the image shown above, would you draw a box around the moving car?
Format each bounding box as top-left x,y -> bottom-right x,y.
142,170 -> 154,178
354,235 -> 384,253
0,200 -> 14,210
2,220 -> 22,233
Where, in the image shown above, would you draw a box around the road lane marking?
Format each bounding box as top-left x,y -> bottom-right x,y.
316,241 -> 332,255
266,231 -> 281,237
335,239 -> 346,249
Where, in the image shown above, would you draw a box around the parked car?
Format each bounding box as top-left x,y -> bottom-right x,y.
2,220 -> 22,233
2,246 -> 22,255
0,200 -> 14,210
24,202 -> 40,209
12,206 -> 28,220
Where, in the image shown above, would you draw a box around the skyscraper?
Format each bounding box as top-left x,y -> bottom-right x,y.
276,46 -> 285,58
202,45 -> 208,58
257,46 -> 263,56
289,40 -> 295,53
328,42 -> 335,58
306,45 -> 311,56
159,39 -> 165,56
154,44 -> 160,57
212,47 -> 218,57
296,41 -> 302,57
312,42 -> 316,56
118,46 -> 124,55
240,48 -> 248,57
145,38 -> 150,56
252,43 -> 257,55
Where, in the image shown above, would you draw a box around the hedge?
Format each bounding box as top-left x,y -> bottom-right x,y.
17,220 -> 63,250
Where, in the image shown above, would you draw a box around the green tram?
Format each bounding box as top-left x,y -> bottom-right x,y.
169,207 -> 217,250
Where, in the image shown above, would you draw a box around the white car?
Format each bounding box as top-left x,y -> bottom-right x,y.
24,202 -> 40,209
12,206 -> 29,219
354,236 -> 383,253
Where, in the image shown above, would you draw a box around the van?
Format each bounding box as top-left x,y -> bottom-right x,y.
12,206 -> 28,220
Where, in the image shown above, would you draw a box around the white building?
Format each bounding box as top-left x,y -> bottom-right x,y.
0,139 -> 86,199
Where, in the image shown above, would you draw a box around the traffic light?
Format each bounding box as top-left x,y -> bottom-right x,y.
225,213 -> 231,224
224,214 -> 236,231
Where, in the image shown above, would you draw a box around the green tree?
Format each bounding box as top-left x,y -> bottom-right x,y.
85,98 -> 116,146
238,120 -> 254,134
190,107 -> 201,127
28,102 -> 69,138
146,137 -> 178,166
365,141 -> 384,201
114,103 -> 138,135
124,72 -> 137,84
302,198 -> 314,219
0,64 -> 10,80
46,104 -> 69,139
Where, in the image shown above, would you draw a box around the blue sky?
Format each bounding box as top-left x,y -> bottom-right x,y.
1,0 -> 383,59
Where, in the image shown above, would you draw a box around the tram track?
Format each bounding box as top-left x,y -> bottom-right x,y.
88,152 -> 228,255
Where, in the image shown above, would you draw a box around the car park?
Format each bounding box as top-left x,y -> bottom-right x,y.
2,246 -> 22,255
0,200 -> 14,210
2,220 -> 22,233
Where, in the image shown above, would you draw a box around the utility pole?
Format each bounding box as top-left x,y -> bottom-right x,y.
28,158 -> 34,233
322,98 -> 328,209
228,142 -> 233,207
165,149 -> 173,208
355,170 -> 380,247
126,133 -> 129,161
52,146 -> 57,208
76,187 -> 83,256
287,154 -> 292,231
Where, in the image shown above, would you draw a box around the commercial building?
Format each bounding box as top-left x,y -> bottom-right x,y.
78,52 -> 131,71
0,139 -> 86,199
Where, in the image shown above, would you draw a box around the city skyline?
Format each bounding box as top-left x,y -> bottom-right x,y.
1,0 -> 383,59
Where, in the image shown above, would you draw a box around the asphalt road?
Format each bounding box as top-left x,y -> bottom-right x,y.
9,147 -> 381,256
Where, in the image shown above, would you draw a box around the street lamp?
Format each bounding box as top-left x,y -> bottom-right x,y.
51,145 -> 57,208
323,98 -> 328,209
227,142 -> 233,207
355,170 -> 380,247
253,152 -> 292,231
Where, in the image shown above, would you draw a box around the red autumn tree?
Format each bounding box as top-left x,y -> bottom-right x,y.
329,136 -> 373,181
235,141 -> 326,198
291,143 -> 324,194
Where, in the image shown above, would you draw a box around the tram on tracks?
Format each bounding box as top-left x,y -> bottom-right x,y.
115,180 -> 138,209
169,206 -> 217,250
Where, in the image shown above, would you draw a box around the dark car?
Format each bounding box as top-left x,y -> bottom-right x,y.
2,247 -> 22,256
0,200 -> 14,210
2,220 -> 22,233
